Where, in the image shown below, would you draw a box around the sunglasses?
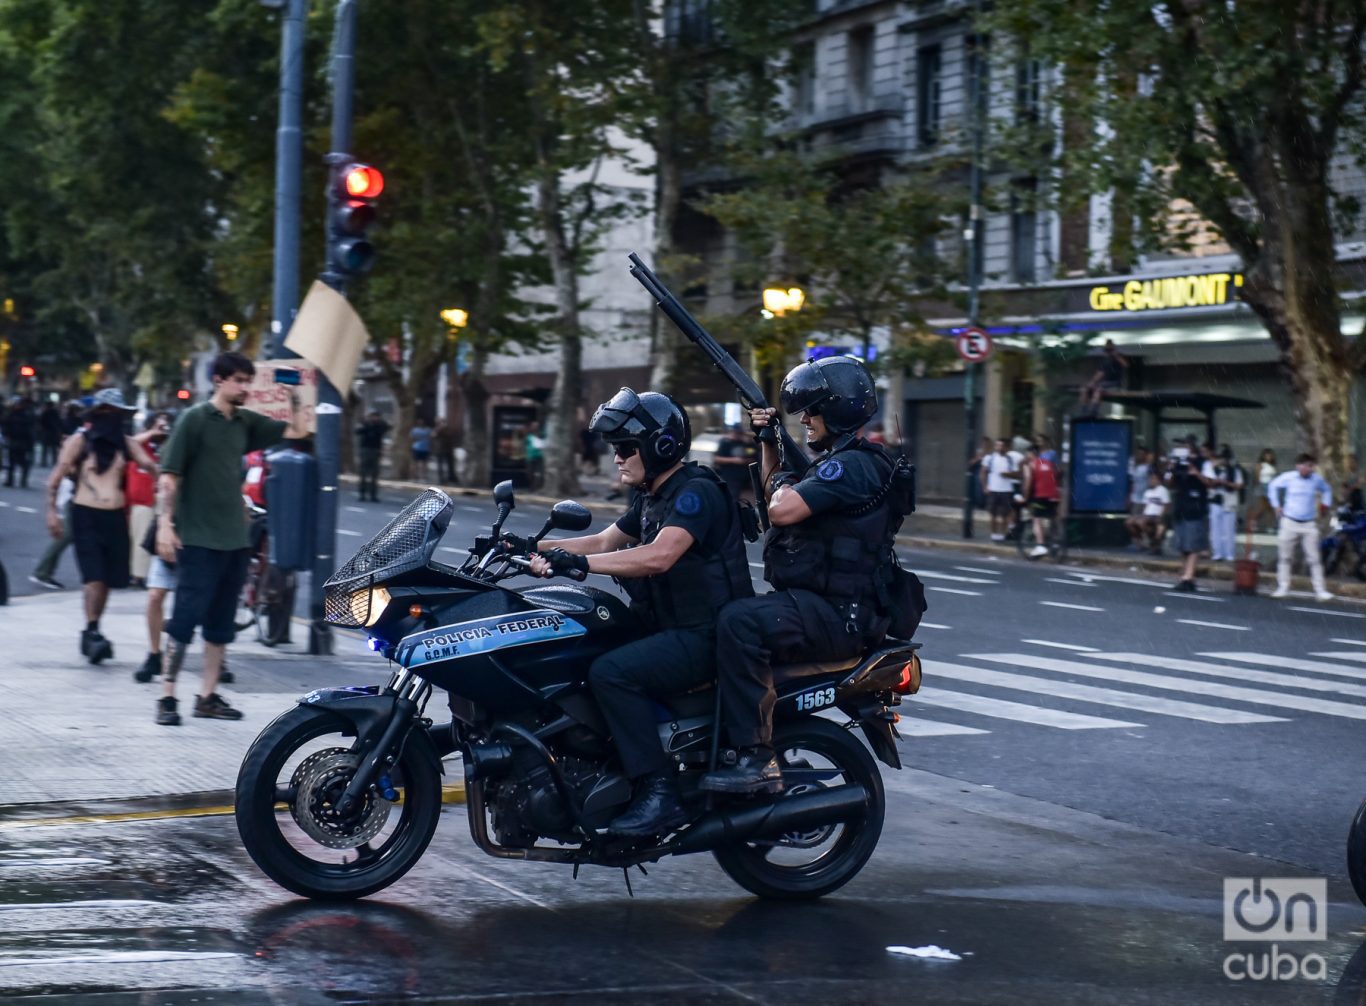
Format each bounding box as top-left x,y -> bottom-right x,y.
612,442 -> 640,460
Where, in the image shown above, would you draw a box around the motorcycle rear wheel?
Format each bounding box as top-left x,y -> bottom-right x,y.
1349,796 -> 1366,907
712,717 -> 885,900
235,705 -> 442,900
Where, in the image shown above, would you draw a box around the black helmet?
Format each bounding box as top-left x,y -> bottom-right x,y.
589,387 -> 691,478
780,356 -> 877,435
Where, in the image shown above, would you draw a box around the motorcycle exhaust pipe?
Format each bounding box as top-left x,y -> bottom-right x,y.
668,783 -> 869,857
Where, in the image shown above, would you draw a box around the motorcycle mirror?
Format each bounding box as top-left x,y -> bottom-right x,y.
493,481 -> 517,509
549,500 -> 592,532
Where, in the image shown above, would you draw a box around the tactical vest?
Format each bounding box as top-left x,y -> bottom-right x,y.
763,440 -> 904,604
630,463 -> 755,630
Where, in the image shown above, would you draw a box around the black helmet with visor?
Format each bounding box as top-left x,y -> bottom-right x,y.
779,356 -> 877,435
589,387 -> 692,479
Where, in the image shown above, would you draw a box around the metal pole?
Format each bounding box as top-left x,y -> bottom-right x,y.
305,0 -> 360,656
269,0 -> 307,360
961,13 -> 985,539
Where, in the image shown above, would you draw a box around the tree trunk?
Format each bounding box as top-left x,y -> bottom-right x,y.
460,348 -> 491,488
537,165 -> 584,499
647,130 -> 682,394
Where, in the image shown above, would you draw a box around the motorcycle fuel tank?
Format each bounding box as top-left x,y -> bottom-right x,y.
396,609 -> 588,671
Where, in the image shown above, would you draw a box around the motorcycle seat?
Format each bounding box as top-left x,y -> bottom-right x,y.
773,654 -> 864,684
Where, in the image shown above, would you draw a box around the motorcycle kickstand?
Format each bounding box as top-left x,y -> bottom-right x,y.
622,868 -> 633,898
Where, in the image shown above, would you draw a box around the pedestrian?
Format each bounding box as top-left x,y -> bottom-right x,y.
866,421 -> 887,446
37,400 -> 62,466
1167,454 -> 1211,591
710,423 -> 757,502
153,351 -> 306,725
3,396 -> 37,488
1078,339 -> 1128,415
524,420 -> 545,490
133,528 -> 178,685
1268,453 -> 1334,602
410,419 -> 432,481
1020,443 -> 1061,557
525,388 -> 753,835
1245,448 -> 1278,532
966,435 -> 991,513
1126,447 -> 1151,549
1131,469 -> 1171,554
46,389 -> 159,663
980,438 -> 1017,542
1036,433 -> 1058,465
60,402 -> 82,436
579,426 -> 604,476
354,410 -> 388,502
432,419 -> 458,484
1206,445 -> 1244,562
125,412 -> 171,587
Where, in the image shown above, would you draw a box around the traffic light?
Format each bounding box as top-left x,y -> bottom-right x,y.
327,161 -> 384,278
176,389 -> 191,401
17,365 -> 35,379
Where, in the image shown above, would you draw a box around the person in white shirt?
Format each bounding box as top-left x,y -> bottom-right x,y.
1267,453 -> 1334,601
1205,445 -> 1244,561
1246,448 -> 1278,532
979,438 -> 1017,541
1134,470 -> 1170,554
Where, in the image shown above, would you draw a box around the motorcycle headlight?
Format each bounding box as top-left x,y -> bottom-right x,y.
347,587 -> 391,628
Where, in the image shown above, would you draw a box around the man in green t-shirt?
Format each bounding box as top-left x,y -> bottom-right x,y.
151,352 -> 306,726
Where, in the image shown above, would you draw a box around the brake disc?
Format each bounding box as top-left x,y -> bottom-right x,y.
289,748 -> 394,850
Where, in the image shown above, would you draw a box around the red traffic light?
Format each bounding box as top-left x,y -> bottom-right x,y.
343,164 -> 384,199
18,365 -> 35,378
176,389 -> 191,401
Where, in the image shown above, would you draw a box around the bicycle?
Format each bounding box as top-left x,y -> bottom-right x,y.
1017,510 -> 1070,562
235,503 -> 295,647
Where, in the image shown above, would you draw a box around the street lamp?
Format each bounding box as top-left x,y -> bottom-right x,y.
439,307 -> 469,331
761,286 -> 806,319
222,323 -> 239,343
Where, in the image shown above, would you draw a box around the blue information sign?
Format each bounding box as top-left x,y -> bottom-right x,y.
1069,419 -> 1133,514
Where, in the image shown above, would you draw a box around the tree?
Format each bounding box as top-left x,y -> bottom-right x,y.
989,0 -> 1366,483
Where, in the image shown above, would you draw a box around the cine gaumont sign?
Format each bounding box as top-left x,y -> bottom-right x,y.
1089,271 -> 1243,313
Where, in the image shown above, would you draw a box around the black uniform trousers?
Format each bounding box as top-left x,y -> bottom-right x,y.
716,590 -> 866,749
589,627 -> 716,780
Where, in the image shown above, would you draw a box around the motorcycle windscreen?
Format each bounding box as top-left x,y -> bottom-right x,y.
396,608 -> 587,670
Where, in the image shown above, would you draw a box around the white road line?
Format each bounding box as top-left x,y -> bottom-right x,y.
1311,651 -> 1366,664
926,659 -> 1284,724
1095,653 -> 1366,699
1162,592 -> 1226,603
953,565 -> 1000,575
1331,638 -> 1366,646
919,622 -> 952,630
1176,619 -> 1249,631
460,505 -> 484,513
904,717 -> 990,737
1288,606 -> 1366,618
1045,577 -> 1097,588
1061,571 -> 1165,588
1193,651 -> 1366,682
915,689 -> 1142,730
1022,639 -> 1101,653
1040,601 -> 1105,612
916,570 -> 996,585
344,506 -> 366,513
337,529 -> 363,536
14,505 -> 37,513
0,500 -> 8,507
929,587 -> 983,597
968,652 -> 1366,721
441,547 -> 463,554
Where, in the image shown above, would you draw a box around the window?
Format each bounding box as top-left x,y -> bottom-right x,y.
795,41 -> 816,117
1015,57 -> 1041,123
848,26 -> 874,109
1011,180 -> 1038,283
916,45 -> 942,147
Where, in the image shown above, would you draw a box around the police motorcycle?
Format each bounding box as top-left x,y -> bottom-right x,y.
1351,796 -> 1366,906
235,481 -> 923,902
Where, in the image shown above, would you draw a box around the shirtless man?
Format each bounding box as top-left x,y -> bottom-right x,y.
46,389 -> 158,664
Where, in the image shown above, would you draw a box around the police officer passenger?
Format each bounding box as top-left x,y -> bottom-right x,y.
529,388 -> 753,836
702,356 -> 899,794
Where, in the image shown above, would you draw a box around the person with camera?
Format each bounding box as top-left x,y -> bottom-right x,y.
1167,452 -> 1211,592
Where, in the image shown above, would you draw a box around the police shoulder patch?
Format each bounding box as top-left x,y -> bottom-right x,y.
816,458 -> 845,482
675,490 -> 702,515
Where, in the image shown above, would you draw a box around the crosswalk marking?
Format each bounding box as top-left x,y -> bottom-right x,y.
927,659 -> 1284,724
1094,653 -> 1366,699
915,689 -> 1142,730
919,622 -> 952,630
967,653 -> 1366,721
1045,578 -> 1097,588
952,566 -> 999,575
929,587 -> 983,597
1331,638 -> 1366,647
1193,652 -> 1366,682
904,717 -> 990,737
1040,601 -> 1104,612
1061,571 -> 1165,588
1022,639 -> 1100,653
1311,651 -> 1366,663
1176,619 -> 1249,631
917,570 -> 997,585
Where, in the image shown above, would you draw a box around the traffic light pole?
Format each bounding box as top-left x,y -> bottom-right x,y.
268,0 -> 306,360
303,0 -> 362,656
961,6 -> 985,541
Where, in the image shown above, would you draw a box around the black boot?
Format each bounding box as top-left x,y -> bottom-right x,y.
700,747 -> 784,794
134,652 -> 162,683
606,774 -> 688,838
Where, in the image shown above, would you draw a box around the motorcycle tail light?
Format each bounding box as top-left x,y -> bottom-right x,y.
892,654 -> 922,695
409,604 -> 428,619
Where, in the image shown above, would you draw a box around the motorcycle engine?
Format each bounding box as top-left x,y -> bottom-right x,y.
488,749 -> 625,847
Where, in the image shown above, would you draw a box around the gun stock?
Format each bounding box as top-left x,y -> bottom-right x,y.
628,252 -> 808,479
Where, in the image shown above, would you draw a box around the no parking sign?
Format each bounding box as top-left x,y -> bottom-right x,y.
955,327 -> 992,363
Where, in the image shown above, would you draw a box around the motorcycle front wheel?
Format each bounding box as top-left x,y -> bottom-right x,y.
712,716 -> 885,900
1349,796 -> 1366,906
235,705 -> 442,901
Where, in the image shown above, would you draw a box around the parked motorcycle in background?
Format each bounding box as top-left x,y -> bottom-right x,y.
235,485 -> 922,902
1321,504 -> 1366,581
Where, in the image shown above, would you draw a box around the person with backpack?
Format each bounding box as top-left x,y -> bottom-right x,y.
45,389 -> 159,663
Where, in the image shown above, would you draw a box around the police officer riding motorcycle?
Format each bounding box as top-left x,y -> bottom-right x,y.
526,388 -> 753,836
703,355 -> 920,794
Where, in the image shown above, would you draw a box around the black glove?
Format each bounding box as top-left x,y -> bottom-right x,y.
543,548 -> 589,581
499,533 -> 535,556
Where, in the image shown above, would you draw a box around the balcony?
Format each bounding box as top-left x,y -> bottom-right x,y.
798,91 -> 903,132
